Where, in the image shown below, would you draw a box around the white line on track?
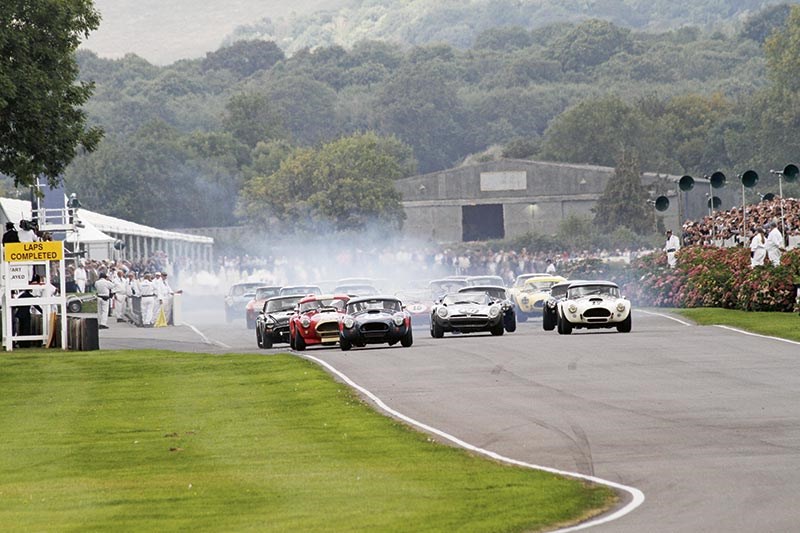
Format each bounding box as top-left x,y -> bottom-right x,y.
300,353 -> 645,532
714,325 -> 800,346
637,309 -> 692,326
181,322 -> 232,349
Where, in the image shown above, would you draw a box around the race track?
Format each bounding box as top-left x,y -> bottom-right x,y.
102,297 -> 800,533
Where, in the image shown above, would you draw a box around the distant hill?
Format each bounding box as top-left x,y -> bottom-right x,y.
81,0 -> 798,65
227,0 -> 799,53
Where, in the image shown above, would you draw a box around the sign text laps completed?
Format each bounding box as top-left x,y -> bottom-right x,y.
4,241 -> 64,262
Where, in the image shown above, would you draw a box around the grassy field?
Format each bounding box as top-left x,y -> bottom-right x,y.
0,350 -> 614,532
674,308 -> 800,342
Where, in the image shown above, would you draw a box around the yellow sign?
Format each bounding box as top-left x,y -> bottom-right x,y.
4,241 -> 64,262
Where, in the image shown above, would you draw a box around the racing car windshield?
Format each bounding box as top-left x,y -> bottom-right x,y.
300,298 -> 347,313
460,288 -> 506,300
266,296 -> 302,313
347,299 -> 401,314
524,280 -> 558,292
442,293 -> 491,306
568,285 -> 620,298
256,287 -> 281,300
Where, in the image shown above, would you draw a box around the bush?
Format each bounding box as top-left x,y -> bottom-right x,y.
627,246 -> 800,311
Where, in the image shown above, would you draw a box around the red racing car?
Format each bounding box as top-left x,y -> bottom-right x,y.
289,294 -> 350,351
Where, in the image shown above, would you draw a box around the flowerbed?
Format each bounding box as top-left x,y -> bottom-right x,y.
616,247 -> 800,311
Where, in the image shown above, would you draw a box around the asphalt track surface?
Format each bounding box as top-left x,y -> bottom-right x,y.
100,297 -> 800,533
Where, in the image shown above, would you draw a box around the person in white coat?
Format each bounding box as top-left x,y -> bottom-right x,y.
139,273 -> 157,326
74,263 -> 87,293
112,270 -> 128,323
94,272 -> 115,329
749,227 -> 767,267
156,272 -> 174,325
765,221 -> 786,266
664,230 -> 681,268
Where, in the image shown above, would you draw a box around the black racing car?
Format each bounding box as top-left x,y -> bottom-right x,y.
339,296 -> 413,351
457,285 -> 517,332
542,280 -> 577,331
255,295 -> 302,348
430,292 -> 505,337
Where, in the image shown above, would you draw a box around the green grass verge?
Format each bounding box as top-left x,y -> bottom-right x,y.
674,308 -> 800,342
0,351 -> 615,532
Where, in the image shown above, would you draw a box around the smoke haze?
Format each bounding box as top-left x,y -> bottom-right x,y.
82,0 -> 348,65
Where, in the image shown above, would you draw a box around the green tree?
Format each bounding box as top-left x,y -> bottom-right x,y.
539,96 -> 652,167
550,19 -> 631,71
0,0 -> 103,188
239,132 -> 414,232
375,61 -> 472,173
201,40 -> 285,78
592,152 -> 655,235
222,92 -> 286,148
765,5 -> 800,94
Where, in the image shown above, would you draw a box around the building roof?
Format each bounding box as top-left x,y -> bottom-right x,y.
0,197 -> 213,245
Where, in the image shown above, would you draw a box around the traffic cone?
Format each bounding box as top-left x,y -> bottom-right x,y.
154,307 -> 168,328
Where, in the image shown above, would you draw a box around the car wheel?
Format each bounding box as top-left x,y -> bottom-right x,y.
262,331 -> 273,349
401,327 -> 413,347
294,331 -> 306,351
246,316 -> 255,330
289,330 -> 295,350
559,315 -> 573,335
504,312 -> 516,333
256,327 -> 264,348
430,320 -> 444,338
542,310 -> 555,331
617,313 -> 632,333
490,323 -> 504,336
67,299 -> 82,313
340,338 -> 352,351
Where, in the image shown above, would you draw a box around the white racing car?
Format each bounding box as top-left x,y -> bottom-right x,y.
556,280 -> 631,334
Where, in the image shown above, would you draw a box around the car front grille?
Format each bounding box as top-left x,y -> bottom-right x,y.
450,315 -> 490,328
316,321 -> 340,335
583,308 -> 612,318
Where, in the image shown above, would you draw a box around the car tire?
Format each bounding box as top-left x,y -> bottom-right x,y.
559,315 -> 573,335
294,331 -> 306,351
256,328 -> 264,348
262,332 -> 273,349
617,313 -> 632,333
340,338 -> 352,351
504,312 -> 516,333
67,299 -> 82,313
401,328 -> 413,347
542,309 -> 556,331
490,323 -> 504,336
430,320 -> 444,338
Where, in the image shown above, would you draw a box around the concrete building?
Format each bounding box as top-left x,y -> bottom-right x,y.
395,159 -> 731,243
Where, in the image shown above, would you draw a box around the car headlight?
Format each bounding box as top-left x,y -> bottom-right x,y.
266,317 -> 276,326
393,313 -> 404,326
436,306 -> 448,318
300,316 -> 311,328
520,297 -> 529,305
343,317 -> 355,329
488,306 -> 500,318
616,302 -> 626,313
568,303 -> 577,314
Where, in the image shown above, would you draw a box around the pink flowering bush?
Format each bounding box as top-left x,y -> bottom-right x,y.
626,247 -> 800,311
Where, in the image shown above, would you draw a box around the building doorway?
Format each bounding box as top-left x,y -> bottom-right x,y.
462,204 -> 504,241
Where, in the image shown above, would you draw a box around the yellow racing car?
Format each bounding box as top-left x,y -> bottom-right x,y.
513,275 -> 566,322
